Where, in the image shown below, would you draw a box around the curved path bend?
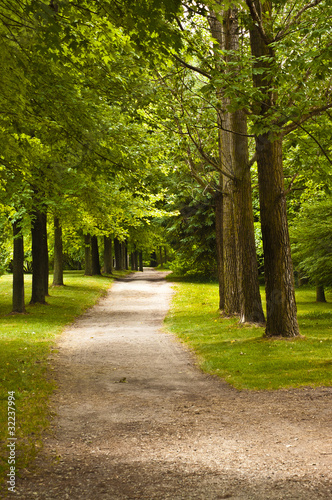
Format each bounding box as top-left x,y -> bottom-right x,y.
19,268 -> 331,499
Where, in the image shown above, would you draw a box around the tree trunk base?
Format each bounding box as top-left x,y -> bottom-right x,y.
263,332 -> 305,339
8,311 -> 28,316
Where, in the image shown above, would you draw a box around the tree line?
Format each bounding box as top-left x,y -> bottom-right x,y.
1,0 -> 331,337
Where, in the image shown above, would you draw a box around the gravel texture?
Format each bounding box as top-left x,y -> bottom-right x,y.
15,268 -> 332,499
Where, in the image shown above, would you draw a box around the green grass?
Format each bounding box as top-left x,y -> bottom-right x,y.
0,270 -> 128,491
164,281 -> 332,391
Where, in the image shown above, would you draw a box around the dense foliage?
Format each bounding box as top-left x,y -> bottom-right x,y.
0,0 -> 331,323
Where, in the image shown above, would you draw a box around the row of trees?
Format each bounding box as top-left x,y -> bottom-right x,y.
128,0 -> 331,336
1,0 -> 331,337
1,0 -> 175,311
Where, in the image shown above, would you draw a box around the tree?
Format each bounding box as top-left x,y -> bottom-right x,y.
52,216 -> 64,286
149,5 -> 264,322
12,219 -> 25,313
30,207 -> 48,304
103,236 -> 113,274
290,196 -> 332,292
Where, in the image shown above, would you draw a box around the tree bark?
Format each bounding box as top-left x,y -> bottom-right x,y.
232,109 -> 265,324
256,136 -> 299,336
53,216 -> 64,286
124,242 -> 128,270
114,237 -> 122,270
150,251 -> 157,267
12,219 -> 25,313
91,235 -> 101,275
316,285 -> 326,303
159,246 -> 164,269
84,234 -> 92,275
134,250 -> 138,271
248,1 -> 300,337
30,208 -> 48,304
44,213 -> 49,296
139,251 -> 143,272
103,236 -> 113,274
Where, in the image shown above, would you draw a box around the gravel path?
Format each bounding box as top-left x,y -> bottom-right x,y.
18,268 -> 332,499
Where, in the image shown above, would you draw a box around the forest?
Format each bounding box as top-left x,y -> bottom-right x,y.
1,0 -> 332,339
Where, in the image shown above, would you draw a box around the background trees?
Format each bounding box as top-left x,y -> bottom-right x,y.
0,0 -> 331,337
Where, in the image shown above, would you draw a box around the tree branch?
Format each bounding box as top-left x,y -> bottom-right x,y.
281,105 -> 332,165
172,54 -> 212,80
185,125 -> 235,180
274,0 -> 325,42
281,103 -> 332,137
245,0 -> 272,45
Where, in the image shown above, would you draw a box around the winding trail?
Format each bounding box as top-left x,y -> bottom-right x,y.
19,268 -> 331,499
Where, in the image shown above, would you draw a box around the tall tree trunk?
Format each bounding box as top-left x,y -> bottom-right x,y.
84,234 -> 92,275
103,236 -> 113,274
207,7 -> 265,322
249,1 -> 300,337
114,237 -> 122,270
223,175 -> 241,316
256,136 -> 299,336
220,14 -> 240,317
124,241 -> 128,270
139,251 -> 143,272
208,7 -> 226,312
150,251 -> 157,267
44,214 -> 49,296
91,235 -> 101,275
12,219 -> 25,313
53,216 -> 64,286
316,285 -> 326,303
210,7 -> 241,316
134,250 -> 138,271
232,109 -> 265,324
30,208 -> 47,304
159,246 -> 164,269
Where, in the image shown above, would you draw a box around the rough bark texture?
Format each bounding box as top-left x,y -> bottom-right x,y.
12,219 -> 25,313
84,234 -> 92,276
249,2 -> 300,337
232,109 -> 265,324
103,236 -> 113,274
219,10 -> 239,316
91,236 -> 101,276
221,93 -> 240,317
256,135 -> 299,337
30,209 -> 47,304
53,216 -> 64,286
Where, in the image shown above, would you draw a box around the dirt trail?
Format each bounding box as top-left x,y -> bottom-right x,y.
18,268 -> 331,499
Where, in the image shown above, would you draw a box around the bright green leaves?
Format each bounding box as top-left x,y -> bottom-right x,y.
290,196 -> 332,287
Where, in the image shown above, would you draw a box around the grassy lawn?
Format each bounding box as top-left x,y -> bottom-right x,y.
0,270 -> 128,490
165,280 -> 332,391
